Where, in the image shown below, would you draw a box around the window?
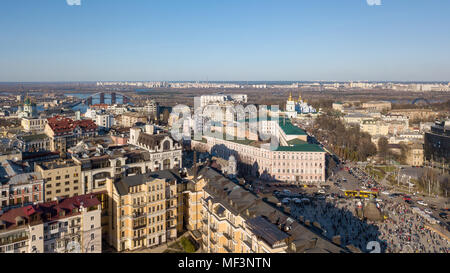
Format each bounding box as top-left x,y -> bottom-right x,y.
91,245 -> 95,251
91,233 -> 95,240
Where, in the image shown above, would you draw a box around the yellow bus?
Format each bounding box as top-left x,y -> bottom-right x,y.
344,190 -> 378,199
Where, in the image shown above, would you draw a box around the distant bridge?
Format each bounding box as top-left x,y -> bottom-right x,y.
80,92 -> 134,105
411,98 -> 431,105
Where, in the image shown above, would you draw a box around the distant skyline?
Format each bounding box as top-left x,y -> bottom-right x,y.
1,0 -> 450,82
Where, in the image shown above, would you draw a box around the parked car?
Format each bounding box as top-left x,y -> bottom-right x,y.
424,209 -> 433,215
417,201 -> 428,206
317,189 -> 326,194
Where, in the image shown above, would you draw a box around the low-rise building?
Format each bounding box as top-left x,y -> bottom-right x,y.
21,118 -> 48,132
16,134 -> 50,152
0,160 -> 44,211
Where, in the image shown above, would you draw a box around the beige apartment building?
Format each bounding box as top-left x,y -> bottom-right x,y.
406,143 -> 424,167
106,170 -> 179,251
193,166 -> 346,253
120,112 -> 148,127
35,160 -> 82,202
360,119 -> 389,136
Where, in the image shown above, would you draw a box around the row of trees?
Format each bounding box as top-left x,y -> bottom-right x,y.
313,114 -> 377,162
417,168 -> 450,197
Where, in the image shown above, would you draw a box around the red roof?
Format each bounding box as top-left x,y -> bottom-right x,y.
47,115 -> 97,134
0,194 -> 101,230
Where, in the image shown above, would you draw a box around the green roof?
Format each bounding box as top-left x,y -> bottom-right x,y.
278,118 -> 307,135
275,144 -> 324,152
287,138 -> 308,145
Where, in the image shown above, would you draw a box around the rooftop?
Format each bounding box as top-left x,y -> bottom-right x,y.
114,170 -> 181,195
278,118 -> 307,136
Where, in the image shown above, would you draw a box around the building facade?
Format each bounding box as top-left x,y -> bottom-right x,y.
35,160 -> 82,202
105,170 -> 179,251
0,194 -> 101,253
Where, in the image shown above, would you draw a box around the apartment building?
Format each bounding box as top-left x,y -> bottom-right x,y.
119,112 -> 147,127
0,160 -> 44,211
0,193 -> 101,253
106,170 -> 180,251
35,160 -> 82,202
44,116 -> 98,152
360,120 -> 389,137
406,142 -> 424,167
195,167 -> 345,253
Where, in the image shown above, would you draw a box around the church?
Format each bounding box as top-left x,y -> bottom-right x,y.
285,92 -> 317,118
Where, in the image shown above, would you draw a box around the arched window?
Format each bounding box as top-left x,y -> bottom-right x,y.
163,140 -> 170,151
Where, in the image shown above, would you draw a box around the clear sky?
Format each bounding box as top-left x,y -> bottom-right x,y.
1,0 -> 449,82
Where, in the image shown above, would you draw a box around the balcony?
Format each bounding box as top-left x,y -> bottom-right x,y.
243,239 -> 252,249
132,213 -> 146,218
132,203 -> 146,208
223,232 -> 232,241
210,225 -> 218,232
210,236 -> 217,245
223,245 -> 233,253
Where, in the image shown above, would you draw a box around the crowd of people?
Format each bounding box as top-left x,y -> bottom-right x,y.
377,200 -> 449,253
290,196 -> 449,253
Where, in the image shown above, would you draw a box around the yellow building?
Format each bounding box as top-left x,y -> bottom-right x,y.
21,118 -> 48,132
194,166 -> 346,253
406,142 -> 424,167
360,119 -> 389,137
105,170 -> 179,252
35,160 -> 82,202
119,112 -> 148,128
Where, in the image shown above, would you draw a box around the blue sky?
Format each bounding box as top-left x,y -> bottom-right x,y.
0,0 -> 449,82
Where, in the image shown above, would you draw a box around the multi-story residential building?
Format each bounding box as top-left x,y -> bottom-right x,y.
406,142 -> 424,167
35,160 -> 82,202
21,117 -> 48,132
195,166 -> 345,253
0,160 -> 44,211
44,116 -> 98,152
0,193 -> 101,253
119,112 -> 148,127
105,170 -> 180,251
95,113 -> 115,130
360,120 -> 389,137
